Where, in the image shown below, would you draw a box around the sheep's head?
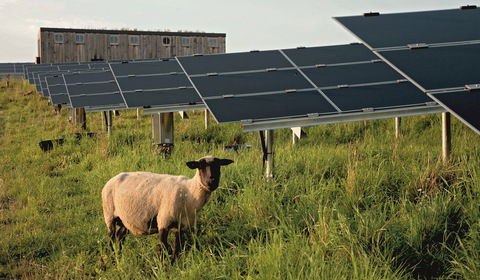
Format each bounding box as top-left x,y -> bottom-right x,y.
186,156 -> 234,191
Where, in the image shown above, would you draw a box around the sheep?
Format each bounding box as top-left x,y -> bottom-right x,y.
101,155 -> 234,257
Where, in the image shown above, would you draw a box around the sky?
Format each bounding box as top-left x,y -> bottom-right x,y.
0,0 -> 475,62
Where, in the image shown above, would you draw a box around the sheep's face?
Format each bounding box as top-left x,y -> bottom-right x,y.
186,157 -> 234,191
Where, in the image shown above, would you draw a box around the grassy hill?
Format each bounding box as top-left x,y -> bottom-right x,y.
1,79 -> 479,279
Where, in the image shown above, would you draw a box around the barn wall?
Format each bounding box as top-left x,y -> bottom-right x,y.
38,29 -> 226,64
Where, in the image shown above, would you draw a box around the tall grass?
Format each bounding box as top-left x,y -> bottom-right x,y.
1,79 -> 479,279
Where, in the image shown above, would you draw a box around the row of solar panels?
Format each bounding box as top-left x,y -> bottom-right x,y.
23,43 -> 442,128
0,62 -> 34,76
336,5 -> 480,135
16,6 -> 480,135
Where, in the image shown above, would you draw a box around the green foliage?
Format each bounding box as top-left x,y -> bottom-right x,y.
1,79 -> 479,279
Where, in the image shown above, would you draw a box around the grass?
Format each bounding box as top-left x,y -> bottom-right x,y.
1,79 -> 479,279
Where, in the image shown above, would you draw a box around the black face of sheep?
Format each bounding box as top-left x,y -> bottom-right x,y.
186,157 -> 234,191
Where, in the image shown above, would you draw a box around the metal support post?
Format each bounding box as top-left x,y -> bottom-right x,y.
106,110 -> 113,135
395,117 -> 401,139
74,108 -> 87,130
442,112 -> 451,163
259,130 -> 274,179
204,109 -> 210,130
152,112 -> 174,154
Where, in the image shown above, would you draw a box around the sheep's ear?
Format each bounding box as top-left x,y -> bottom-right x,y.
218,159 -> 234,166
186,160 -> 207,169
186,161 -> 200,169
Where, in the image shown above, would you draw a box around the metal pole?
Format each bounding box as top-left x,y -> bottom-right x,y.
152,113 -> 161,144
395,117 -> 401,139
137,108 -> 141,120
160,112 -> 174,145
204,109 -> 210,130
106,110 -> 113,135
442,112 -> 451,163
265,130 -> 274,179
101,111 -> 105,131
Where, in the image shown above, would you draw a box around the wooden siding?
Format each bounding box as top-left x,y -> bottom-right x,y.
39,30 -> 226,63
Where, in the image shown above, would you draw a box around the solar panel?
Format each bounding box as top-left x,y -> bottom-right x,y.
323,82 -> 431,111
204,90 -> 337,123
46,75 -> 69,105
190,70 -> 312,98
302,62 -> 403,89
178,44 -> 439,127
379,44 -> 480,91
0,63 -> 32,78
335,7 -> 480,49
110,60 -> 203,110
432,90 -> 480,133
335,6 -> 480,134
64,70 -> 126,110
178,51 -> 292,75
282,44 -> 378,66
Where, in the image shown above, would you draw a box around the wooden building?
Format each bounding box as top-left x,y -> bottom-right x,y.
37,27 -> 226,63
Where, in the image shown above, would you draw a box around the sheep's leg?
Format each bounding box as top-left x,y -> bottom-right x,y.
158,228 -> 172,255
115,224 -> 128,250
173,230 -> 186,259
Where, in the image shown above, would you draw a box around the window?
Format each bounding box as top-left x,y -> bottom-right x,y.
54,33 -> 64,44
75,34 -> 85,44
162,36 -> 171,46
110,35 -> 119,45
129,35 -> 140,46
181,37 -> 191,47
208,38 -> 218,48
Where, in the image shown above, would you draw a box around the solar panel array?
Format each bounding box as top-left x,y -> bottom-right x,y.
335,6 -> 480,134
63,70 -> 126,111
0,63 -> 33,77
178,43 -> 436,127
109,60 -> 203,111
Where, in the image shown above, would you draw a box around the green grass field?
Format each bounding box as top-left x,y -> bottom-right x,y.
1,79 -> 479,279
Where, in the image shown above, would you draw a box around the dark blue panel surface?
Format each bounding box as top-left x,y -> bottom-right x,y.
380,44 -> 480,91
303,62 -> 403,88
191,70 -> 312,97
283,44 -> 377,66
64,71 -> 114,84
51,93 -> 70,105
335,7 -> 480,48
70,94 -> 125,108
111,60 -> 181,76
323,82 -> 432,111
123,88 -> 202,108
116,74 -> 190,92
177,51 -> 292,75
59,64 -> 90,71
205,90 -> 337,123
67,81 -> 119,96
433,90 -> 480,133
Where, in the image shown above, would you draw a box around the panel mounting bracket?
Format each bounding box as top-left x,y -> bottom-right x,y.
407,43 -> 429,49
363,12 -> 380,17
465,84 -> 480,91
460,5 -> 477,10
